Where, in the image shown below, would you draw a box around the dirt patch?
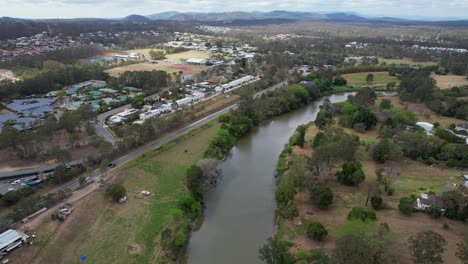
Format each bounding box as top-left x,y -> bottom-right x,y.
105,61 -> 209,77
432,73 -> 468,89
128,243 -> 142,256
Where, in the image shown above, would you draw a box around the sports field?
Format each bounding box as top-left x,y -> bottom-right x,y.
431,73 -> 468,89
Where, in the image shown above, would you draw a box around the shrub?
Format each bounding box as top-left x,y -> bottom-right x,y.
275,182 -> 296,205
380,99 -> 392,110
334,76 -> 348,86
336,162 -> 365,186
178,194 -> 201,216
278,200 -> 299,219
371,196 -> 383,210
312,131 -> 325,148
347,207 -> 377,221
442,223 -> 450,230
105,183 -> 127,202
310,185 -> 334,209
307,222 -> 328,241
429,206 -> 443,219
399,197 -> 415,216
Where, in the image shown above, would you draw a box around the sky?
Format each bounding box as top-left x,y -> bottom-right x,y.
1,0 -> 468,20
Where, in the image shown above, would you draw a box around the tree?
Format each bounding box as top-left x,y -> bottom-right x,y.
334,76 -> 348,86
371,196 -> 383,210
315,109 -> 333,129
456,238 -> 468,264
288,155 -> 313,191
380,99 -> 392,110
366,73 -> 375,85
375,163 -> 400,192
372,139 -> 402,164
353,108 -> 378,130
336,162 -> 365,187
347,207 -> 377,222
105,183 -> 127,202
409,231 -> 447,264
259,237 -> 294,264
295,125 -> 306,148
196,159 -> 221,189
186,165 -> 204,200
310,185 -> 333,209
307,222 -> 328,241
332,220 -> 395,264
275,182 -> 296,205
350,87 -> 377,107
399,197 -> 415,216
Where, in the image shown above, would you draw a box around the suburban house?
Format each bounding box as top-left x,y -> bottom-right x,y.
416,193 -> 446,214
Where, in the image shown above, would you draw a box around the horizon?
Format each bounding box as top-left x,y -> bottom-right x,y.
1,0 -> 468,21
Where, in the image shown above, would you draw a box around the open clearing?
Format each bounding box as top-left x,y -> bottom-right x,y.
24,122 -> 220,264
165,50 -> 211,63
379,58 -> 437,67
281,115 -> 466,263
342,72 -> 399,88
431,73 -> 468,89
105,62 -> 209,77
0,69 -> 18,81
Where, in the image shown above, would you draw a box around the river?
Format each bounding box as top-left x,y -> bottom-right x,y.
187,92 -> 354,264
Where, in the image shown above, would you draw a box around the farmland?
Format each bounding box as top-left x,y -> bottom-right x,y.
342,72 -> 399,89
105,62 -> 209,77
431,73 -> 468,89
22,121 -> 221,264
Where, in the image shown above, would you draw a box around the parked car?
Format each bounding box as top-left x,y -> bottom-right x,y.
107,163 -> 117,169
10,180 -> 20,185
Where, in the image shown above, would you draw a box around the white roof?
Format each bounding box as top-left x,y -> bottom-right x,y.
186,58 -> 206,64
0,229 -> 23,248
416,122 -> 434,132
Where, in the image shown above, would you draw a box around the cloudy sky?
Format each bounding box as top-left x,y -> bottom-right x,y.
1,0 -> 467,20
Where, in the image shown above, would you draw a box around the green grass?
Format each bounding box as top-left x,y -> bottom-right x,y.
395,176 -> 449,196
379,58 -> 438,67
36,122 -> 221,264
332,85 -> 361,93
343,72 -> 400,88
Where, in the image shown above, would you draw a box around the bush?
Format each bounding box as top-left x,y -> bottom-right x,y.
442,223 -> 450,230
278,200 -> 299,219
178,194 -> 201,216
310,185 -> 334,209
371,196 -> 383,210
399,197 -> 415,216
307,222 -> 328,241
372,139 -> 402,164
333,76 -> 348,86
336,162 -> 365,186
275,182 -> 296,205
380,99 -> 392,110
429,206 -> 443,219
312,131 -> 325,148
105,183 -> 127,202
347,207 -> 377,221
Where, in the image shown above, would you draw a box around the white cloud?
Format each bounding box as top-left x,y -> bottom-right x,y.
0,0 -> 467,19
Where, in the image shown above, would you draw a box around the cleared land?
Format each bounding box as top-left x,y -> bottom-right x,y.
342,72 -> 399,89
379,58 -> 437,67
105,62 -> 209,77
280,111 -> 466,263
20,122 -> 220,264
165,50 -> 211,63
431,73 -> 468,89
0,69 -> 18,81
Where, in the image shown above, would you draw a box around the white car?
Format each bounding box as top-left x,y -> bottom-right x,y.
8,188 -> 15,192
11,180 -> 21,185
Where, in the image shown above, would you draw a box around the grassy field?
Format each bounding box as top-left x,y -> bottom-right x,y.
165,50 -> 211,62
342,72 -> 399,89
29,122 -> 221,264
279,113 -> 466,263
379,58 -> 438,67
105,62 -> 209,77
431,73 -> 468,89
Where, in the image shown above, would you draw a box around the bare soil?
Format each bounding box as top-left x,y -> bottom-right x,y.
432,73 -> 468,89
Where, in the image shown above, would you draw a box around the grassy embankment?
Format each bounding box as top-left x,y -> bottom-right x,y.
25,121 -> 220,264
342,72 -> 400,90
379,58 -> 438,67
273,100 -> 466,263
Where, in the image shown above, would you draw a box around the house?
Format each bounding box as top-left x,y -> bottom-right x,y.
139,109 -> 161,120
455,123 -> 468,134
299,81 -> 317,88
416,122 -> 434,135
117,108 -> 138,118
176,97 -> 193,106
185,58 -> 207,65
0,229 -> 29,255
109,115 -> 125,124
416,193 -> 446,213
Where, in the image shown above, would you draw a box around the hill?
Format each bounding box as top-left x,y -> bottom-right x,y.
122,14 -> 152,22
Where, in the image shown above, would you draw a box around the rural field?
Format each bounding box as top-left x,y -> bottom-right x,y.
165,50 -> 211,63
105,62 -> 209,77
431,73 -> 468,89
379,58 -> 437,67
342,72 -> 399,89
279,109 -> 466,263
18,122 -> 221,264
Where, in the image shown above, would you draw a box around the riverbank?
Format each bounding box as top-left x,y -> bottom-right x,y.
11,121 -> 221,264
269,104 -> 467,263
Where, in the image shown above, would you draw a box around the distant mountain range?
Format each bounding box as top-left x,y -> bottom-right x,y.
1,10 -> 467,26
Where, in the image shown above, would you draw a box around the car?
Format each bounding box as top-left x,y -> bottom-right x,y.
11,180 -> 21,185
107,163 -> 117,169
7,188 -> 15,192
